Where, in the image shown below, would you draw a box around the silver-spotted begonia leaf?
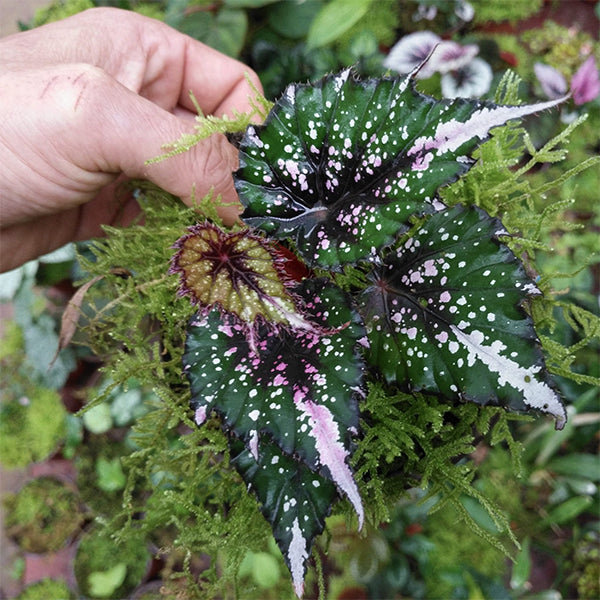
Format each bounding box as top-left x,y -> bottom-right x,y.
234,68 -> 564,269
183,278 -> 366,525
231,437 -> 337,598
358,205 -> 566,429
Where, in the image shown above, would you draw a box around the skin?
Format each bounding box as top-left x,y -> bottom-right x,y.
0,7 -> 262,272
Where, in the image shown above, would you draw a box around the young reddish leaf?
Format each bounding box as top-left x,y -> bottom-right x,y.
230,437 -> 337,598
359,205 -> 566,429
183,279 -> 366,525
234,68 -> 564,269
170,223 -> 301,326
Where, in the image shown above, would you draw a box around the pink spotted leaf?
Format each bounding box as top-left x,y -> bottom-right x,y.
231,437 -> 337,598
183,279 -> 366,521
234,68 -> 565,269
358,205 -> 566,429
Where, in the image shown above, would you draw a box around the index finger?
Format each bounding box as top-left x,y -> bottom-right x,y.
177,36 -> 263,117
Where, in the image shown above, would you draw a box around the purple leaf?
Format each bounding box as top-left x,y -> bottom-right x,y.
383,31 -> 442,79
534,63 -> 568,100
170,222 -> 306,328
571,55 -> 600,105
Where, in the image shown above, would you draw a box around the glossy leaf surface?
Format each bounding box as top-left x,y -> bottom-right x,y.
359,205 -> 566,428
184,279 -> 366,522
235,69 -> 563,268
231,437 -> 337,598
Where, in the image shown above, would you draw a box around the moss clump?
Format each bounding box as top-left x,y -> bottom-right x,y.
74,526 -> 150,599
0,385 -> 67,469
470,0 -> 543,25
16,579 -> 72,600
3,477 -> 83,553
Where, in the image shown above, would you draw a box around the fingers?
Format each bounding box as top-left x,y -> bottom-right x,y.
0,7 -> 263,118
0,63 -> 243,225
75,67 -> 244,216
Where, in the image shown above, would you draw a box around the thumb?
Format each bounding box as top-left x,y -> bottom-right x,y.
62,65 -> 243,223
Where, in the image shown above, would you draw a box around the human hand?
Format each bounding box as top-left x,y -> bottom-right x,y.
0,7 -> 262,272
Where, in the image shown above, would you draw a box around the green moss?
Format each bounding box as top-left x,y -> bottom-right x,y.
3,477 -> 83,553
74,526 -> 150,599
0,385 -> 67,469
16,579 -> 72,600
0,321 -> 24,359
470,0 -> 543,25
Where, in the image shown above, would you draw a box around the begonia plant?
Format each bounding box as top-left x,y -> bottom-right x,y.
169,65 -> 567,595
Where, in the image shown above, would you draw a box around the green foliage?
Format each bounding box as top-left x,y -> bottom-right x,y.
16,579 -> 73,600
3,478 -> 83,553
0,384 -> 67,469
306,0 -> 374,50
66,71 -> 598,596
470,0 -> 543,25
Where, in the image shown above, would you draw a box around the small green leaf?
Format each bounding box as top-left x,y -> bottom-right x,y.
96,457 -> 126,493
510,536 -> 531,590
542,495 -> 594,526
82,403 -> 113,434
460,496 -> 500,534
306,0 -> 373,49
178,9 -> 247,57
267,0 -> 322,40
547,453 -> 600,482
251,552 -> 281,588
87,563 -> 127,598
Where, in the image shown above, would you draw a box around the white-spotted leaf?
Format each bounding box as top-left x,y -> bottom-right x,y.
183,279 -> 366,523
359,205 -> 566,428
234,68 -> 564,269
231,437 -> 337,598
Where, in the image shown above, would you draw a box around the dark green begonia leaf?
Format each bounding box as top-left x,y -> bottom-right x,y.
183,278 -> 366,527
230,437 -> 337,597
235,68 -> 563,269
358,205 -> 566,428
